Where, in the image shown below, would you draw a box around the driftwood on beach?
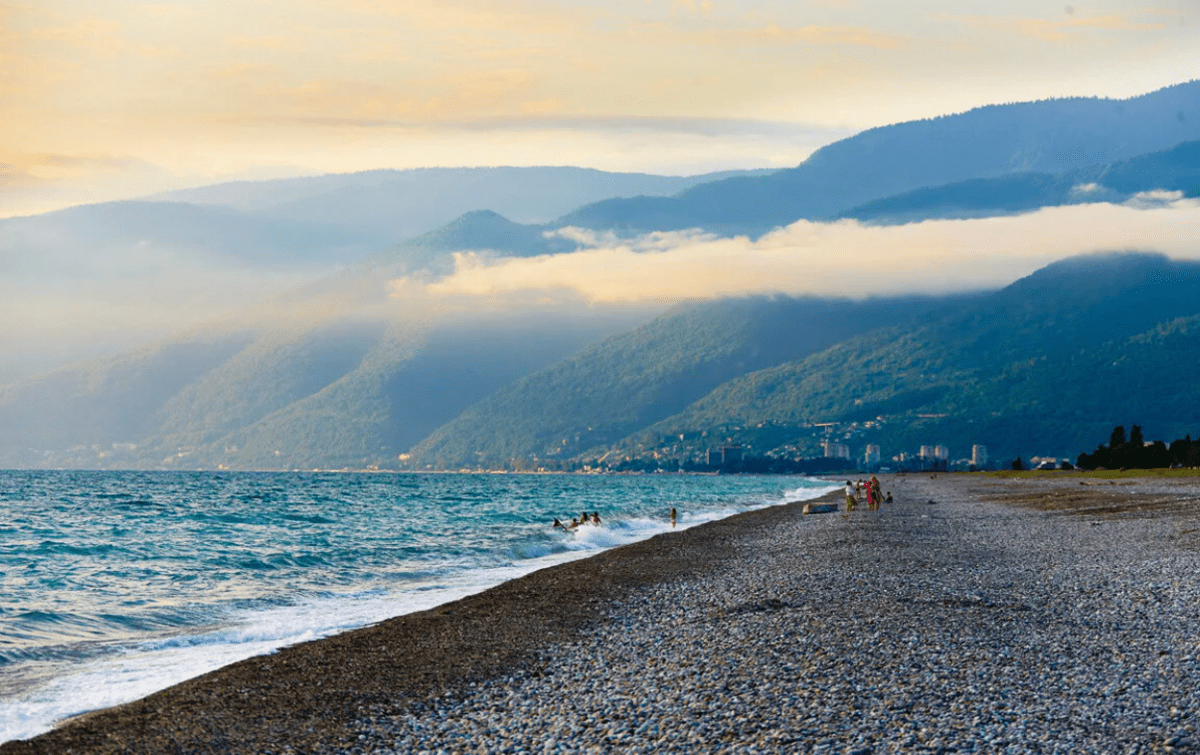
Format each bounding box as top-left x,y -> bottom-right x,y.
4,474 -> 1199,754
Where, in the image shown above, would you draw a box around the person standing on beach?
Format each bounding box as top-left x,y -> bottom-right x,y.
869,476 -> 882,511
844,481 -> 856,512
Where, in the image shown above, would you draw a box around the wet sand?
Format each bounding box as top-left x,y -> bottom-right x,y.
3,473 -> 1198,754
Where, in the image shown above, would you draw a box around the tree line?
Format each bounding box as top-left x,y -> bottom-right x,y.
1076,425 -> 1200,470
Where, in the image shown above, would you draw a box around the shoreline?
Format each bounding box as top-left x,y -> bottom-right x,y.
4,475 -> 1199,753
1,487 -> 841,754
0,476 -> 835,745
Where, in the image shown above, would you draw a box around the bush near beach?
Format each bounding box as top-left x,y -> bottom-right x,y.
1076,424 -> 1200,470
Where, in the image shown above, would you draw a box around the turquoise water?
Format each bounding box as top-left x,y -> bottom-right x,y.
0,470 -> 834,742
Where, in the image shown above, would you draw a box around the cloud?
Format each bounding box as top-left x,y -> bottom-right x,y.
1124,190 -> 1185,209
416,200 -> 1200,304
29,17 -> 127,55
727,23 -> 906,49
959,12 -> 1166,43
0,152 -> 179,217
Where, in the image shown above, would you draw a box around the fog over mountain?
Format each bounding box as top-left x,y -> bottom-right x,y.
147,167 -> 773,242
0,167 -> 766,382
4,81 -> 1200,470
423,198 -> 1200,304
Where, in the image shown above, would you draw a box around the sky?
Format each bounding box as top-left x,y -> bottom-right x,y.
3,0 -> 1198,217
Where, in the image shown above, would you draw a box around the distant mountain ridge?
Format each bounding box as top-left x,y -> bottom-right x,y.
0,166 -> 768,381
558,81 -> 1200,236
5,81 -> 1200,469
144,166 -> 776,245
840,140 -> 1200,224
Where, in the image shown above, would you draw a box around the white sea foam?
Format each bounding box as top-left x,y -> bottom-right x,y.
0,481 -> 836,744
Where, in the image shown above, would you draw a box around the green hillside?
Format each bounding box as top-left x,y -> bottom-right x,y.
408,295 -> 963,469
5,81 -> 1199,472
613,253 -> 1200,466
0,208 -> 650,470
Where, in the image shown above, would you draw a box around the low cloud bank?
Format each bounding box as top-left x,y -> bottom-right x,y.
418,199 -> 1200,304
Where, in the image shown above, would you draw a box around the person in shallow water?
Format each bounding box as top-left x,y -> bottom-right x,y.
556,513 -> 602,530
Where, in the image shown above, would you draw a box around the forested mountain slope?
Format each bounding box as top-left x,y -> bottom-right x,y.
409,295 -> 967,469
616,253 -> 1200,464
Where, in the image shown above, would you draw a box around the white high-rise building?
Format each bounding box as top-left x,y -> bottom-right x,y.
972,445 -> 988,467
934,445 -> 950,461
864,444 -> 881,465
823,441 -> 850,460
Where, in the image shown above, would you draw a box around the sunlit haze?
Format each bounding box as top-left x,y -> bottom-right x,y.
3,0 -> 1196,216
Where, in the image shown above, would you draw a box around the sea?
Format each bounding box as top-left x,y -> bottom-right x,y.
0,470 -> 835,743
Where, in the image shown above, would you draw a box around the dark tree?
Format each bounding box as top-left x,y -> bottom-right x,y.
1081,427 -> 1196,470
1011,457 -> 1024,471
1147,440 -> 1171,469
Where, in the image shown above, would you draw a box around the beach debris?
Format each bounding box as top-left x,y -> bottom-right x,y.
802,502 -> 838,515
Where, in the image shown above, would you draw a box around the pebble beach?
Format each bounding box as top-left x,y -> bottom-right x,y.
4,473 -> 1199,754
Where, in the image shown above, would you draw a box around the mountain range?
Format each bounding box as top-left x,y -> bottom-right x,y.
558,80 -> 1200,236
3,80 -> 1200,471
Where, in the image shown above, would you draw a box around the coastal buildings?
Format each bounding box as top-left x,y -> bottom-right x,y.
822,441 -> 850,460
706,444 -> 744,466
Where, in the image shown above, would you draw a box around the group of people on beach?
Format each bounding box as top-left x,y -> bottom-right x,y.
553,511 -> 601,530
843,476 -> 891,512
